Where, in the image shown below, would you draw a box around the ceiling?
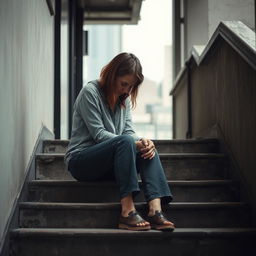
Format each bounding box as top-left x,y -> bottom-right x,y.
78,0 -> 144,24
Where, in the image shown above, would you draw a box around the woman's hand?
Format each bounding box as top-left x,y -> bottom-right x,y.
135,138 -> 156,160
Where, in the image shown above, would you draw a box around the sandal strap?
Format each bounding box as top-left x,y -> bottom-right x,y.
147,210 -> 169,225
119,211 -> 147,227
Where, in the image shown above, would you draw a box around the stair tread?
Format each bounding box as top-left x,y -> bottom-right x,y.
43,138 -> 219,144
11,228 -> 256,237
37,153 -> 227,158
19,201 -> 249,209
29,179 -> 239,186
37,152 -> 225,156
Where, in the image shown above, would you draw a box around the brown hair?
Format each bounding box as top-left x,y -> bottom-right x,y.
99,52 -> 144,109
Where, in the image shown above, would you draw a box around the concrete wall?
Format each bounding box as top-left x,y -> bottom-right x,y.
185,0 -> 209,59
172,72 -> 188,139
173,36 -> 256,217
0,0 -> 54,244
190,39 -> 256,213
183,0 -> 255,62
208,0 -> 255,37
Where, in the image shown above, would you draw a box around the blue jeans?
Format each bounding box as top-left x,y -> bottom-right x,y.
68,135 -> 173,204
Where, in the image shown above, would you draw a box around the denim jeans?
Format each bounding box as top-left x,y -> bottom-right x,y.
68,135 -> 173,204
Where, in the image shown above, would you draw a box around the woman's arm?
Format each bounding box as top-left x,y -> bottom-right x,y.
77,86 -> 117,143
121,99 -> 141,141
122,99 -> 155,159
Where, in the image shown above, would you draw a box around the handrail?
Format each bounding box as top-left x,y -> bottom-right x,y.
170,21 -> 256,96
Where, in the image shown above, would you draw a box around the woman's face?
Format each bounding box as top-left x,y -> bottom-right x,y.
115,74 -> 137,97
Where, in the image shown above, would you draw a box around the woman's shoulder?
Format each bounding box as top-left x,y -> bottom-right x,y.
77,80 -> 103,101
74,80 -> 101,107
81,80 -> 100,94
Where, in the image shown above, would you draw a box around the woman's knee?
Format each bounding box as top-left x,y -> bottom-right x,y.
114,135 -> 137,154
117,134 -> 136,146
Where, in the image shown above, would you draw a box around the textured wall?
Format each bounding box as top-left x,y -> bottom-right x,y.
0,0 -> 54,243
190,55 -> 218,136
208,0 -> 255,36
173,73 -> 188,139
185,0 -> 209,59
184,0 -> 255,61
190,39 -> 256,206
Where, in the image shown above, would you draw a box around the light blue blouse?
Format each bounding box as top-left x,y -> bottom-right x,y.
64,80 -> 140,165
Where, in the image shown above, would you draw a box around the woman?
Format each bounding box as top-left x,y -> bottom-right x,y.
65,52 -> 175,231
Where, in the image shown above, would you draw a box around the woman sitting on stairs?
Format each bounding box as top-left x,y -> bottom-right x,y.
64,52 -> 175,231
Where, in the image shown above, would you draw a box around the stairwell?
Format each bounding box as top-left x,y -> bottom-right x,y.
9,138 -> 256,255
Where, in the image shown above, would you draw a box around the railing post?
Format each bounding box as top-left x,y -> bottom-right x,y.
54,0 -> 61,139
173,0 -> 181,80
186,60 -> 192,139
68,0 -> 83,138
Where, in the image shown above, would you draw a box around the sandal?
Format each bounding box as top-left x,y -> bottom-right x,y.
119,211 -> 151,231
147,210 -> 175,231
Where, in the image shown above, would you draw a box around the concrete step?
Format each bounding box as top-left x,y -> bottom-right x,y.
36,153 -> 229,180
43,138 -> 220,154
28,179 -> 240,203
10,228 -> 256,256
19,202 -> 251,229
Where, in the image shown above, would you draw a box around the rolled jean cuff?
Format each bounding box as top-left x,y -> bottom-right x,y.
146,194 -> 173,205
120,189 -> 140,200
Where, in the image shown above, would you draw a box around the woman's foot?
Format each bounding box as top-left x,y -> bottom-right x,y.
119,210 -> 151,231
147,198 -> 175,231
147,210 -> 175,231
148,210 -> 174,226
120,194 -> 150,229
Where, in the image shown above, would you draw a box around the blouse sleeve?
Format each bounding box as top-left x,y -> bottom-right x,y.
121,98 -> 141,141
76,86 -> 117,143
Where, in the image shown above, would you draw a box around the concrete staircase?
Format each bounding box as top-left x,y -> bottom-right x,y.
10,139 -> 256,255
